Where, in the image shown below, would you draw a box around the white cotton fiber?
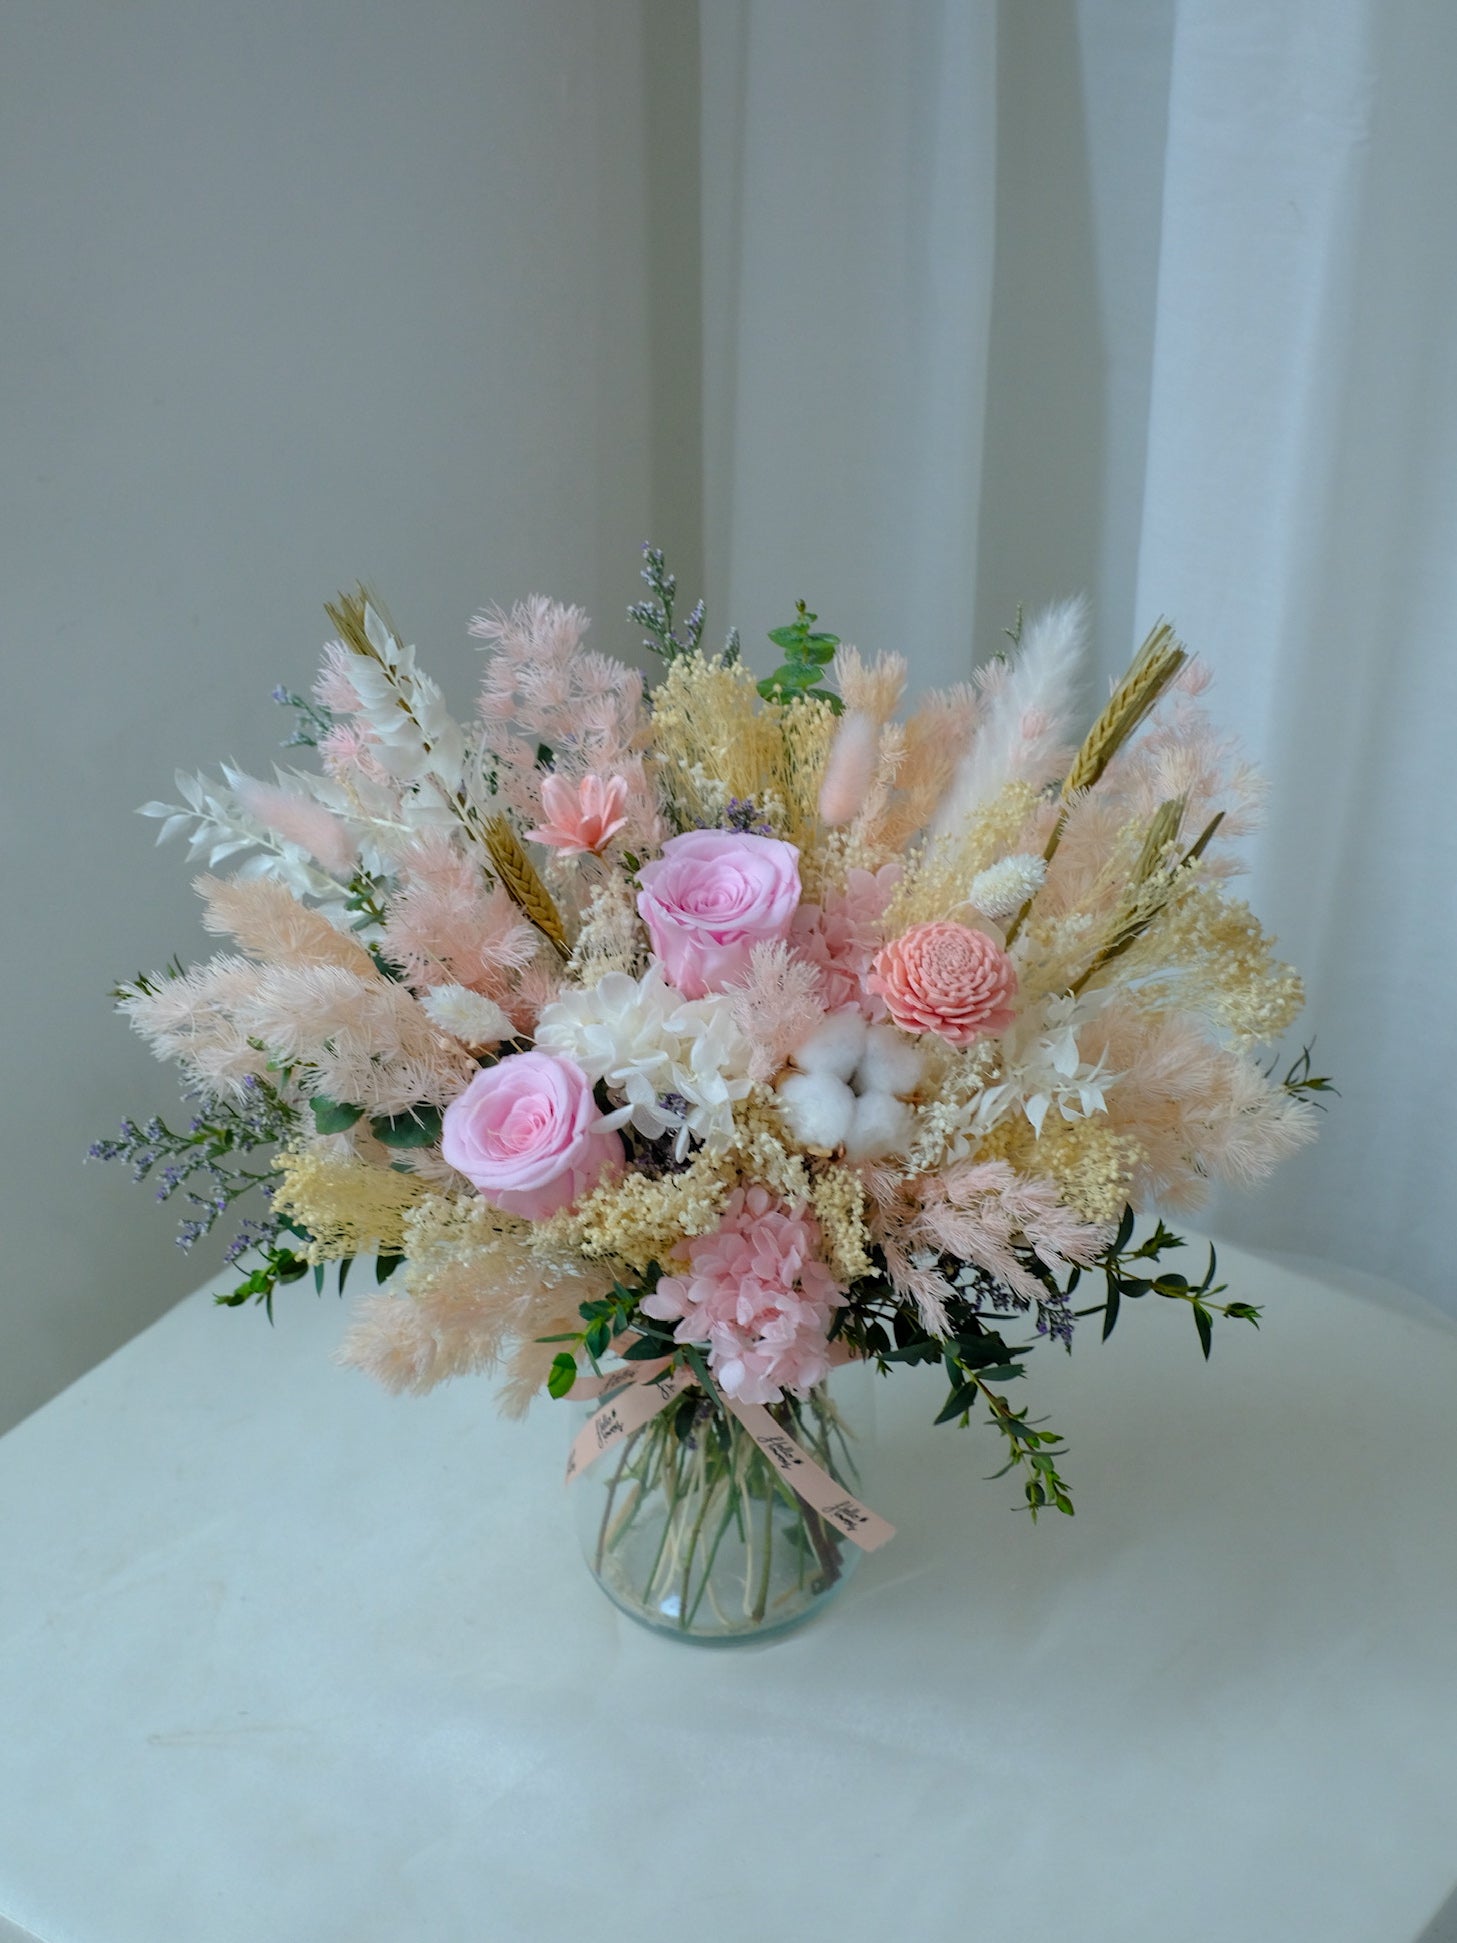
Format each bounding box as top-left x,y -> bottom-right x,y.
857,1023 -> 925,1099
792,1009 -> 868,1082
843,1091 -> 914,1162
776,1072 -> 856,1152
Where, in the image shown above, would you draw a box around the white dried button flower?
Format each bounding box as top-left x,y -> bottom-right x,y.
968,854 -> 1047,921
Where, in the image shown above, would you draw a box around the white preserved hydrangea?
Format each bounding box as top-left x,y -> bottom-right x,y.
535,963 -> 753,1158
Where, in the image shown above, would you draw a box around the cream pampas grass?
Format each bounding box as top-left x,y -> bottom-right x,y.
932,598 -> 1088,839
196,875 -> 376,975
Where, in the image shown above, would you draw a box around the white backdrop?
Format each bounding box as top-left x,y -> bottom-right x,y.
4,0 -> 1452,1435
0,0 -> 683,1434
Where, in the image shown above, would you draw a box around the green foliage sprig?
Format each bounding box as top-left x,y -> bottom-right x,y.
1078,1211 -> 1256,1358
309,1096 -> 443,1148
1280,1042 -> 1338,1106
757,602 -> 844,713
270,683 -> 336,748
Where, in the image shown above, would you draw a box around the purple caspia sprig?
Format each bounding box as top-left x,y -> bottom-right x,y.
87,1074 -> 299,1257
720,797 -> 775,837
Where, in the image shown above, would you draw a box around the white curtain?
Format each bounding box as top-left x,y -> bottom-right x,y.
702,0 -> 1457,1310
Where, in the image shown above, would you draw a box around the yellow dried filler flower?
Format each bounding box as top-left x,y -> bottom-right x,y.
272,1144 -> 436,1263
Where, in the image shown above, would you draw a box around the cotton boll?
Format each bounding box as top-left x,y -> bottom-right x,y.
857,1023 -> 926,1099
776,1071 -> 856,1152
792,1008 -> 868,1081
843,1090 -> 914,1162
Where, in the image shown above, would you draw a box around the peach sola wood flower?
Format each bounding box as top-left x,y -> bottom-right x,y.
867,920 -> 1018,1047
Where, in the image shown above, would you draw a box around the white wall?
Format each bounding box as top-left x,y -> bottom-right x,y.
0,0 -> 687,1433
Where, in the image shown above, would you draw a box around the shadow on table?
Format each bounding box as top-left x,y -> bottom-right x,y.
1418,1886 -> 1457,1942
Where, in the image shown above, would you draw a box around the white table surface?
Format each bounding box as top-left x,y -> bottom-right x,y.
2,1237 -> 1456,1943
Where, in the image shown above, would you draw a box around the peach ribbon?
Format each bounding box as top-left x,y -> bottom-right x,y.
563,1357 -> 895,1553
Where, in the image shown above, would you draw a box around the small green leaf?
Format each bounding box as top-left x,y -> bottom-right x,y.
584,1318 -> 612,1360
375,1252 -> 404,1284
976,1363 -> 1025,1383
1193,1303 -> 1214,1360
623,1331 -> 673,1360
370,1106 -> 443,1148
312,1096 -> 364,1134
681,1343 -> 721,1405
934,1379 -> 980,1425
1101,1285 -> 1121,1342
313,1263 -> 324,1294
547,1352 -> 578,1399
337,1255 -> 352,1295
952,1334 -> 1017,1370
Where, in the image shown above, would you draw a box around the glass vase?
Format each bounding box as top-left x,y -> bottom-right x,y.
573,1364 -> 871,1644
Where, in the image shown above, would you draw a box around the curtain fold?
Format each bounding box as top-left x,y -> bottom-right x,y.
703,0 -> 1457,1308
700,0 -> 998,671
1127,0 -> 1457,1287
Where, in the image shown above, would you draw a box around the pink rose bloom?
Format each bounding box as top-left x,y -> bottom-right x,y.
636,830 -> 801,998
641,1185 -> 843,1404
440,1049 -> 624,1219
867,921 -> 1018,1047
526,772 -> 630,856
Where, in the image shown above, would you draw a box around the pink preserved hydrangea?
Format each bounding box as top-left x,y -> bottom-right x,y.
790,861 -> 901,1017
641,1185 -> 844,1404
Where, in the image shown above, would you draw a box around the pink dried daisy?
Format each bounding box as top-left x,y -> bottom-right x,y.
641,1185 -> 844,1404
867,921 -> 1018,1047
526,772 -> 630,855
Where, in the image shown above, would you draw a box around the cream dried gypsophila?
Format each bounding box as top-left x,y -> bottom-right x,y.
535,962 -> 753,1157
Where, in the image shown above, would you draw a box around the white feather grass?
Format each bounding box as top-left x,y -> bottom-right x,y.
931,598 -> 1088,837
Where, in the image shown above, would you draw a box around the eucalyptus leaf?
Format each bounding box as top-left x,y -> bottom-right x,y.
311,1096 -> 364,1135
370,1105 -> 443,1149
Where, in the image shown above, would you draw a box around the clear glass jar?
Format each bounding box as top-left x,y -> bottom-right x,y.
573,1363 -> 872,1644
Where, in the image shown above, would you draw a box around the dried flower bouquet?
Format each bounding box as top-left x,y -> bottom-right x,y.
97,551 -> 1327,1631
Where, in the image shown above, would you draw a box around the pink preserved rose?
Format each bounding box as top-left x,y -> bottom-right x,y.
440,1049 -> 623,1219
636,829 -> 801,998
